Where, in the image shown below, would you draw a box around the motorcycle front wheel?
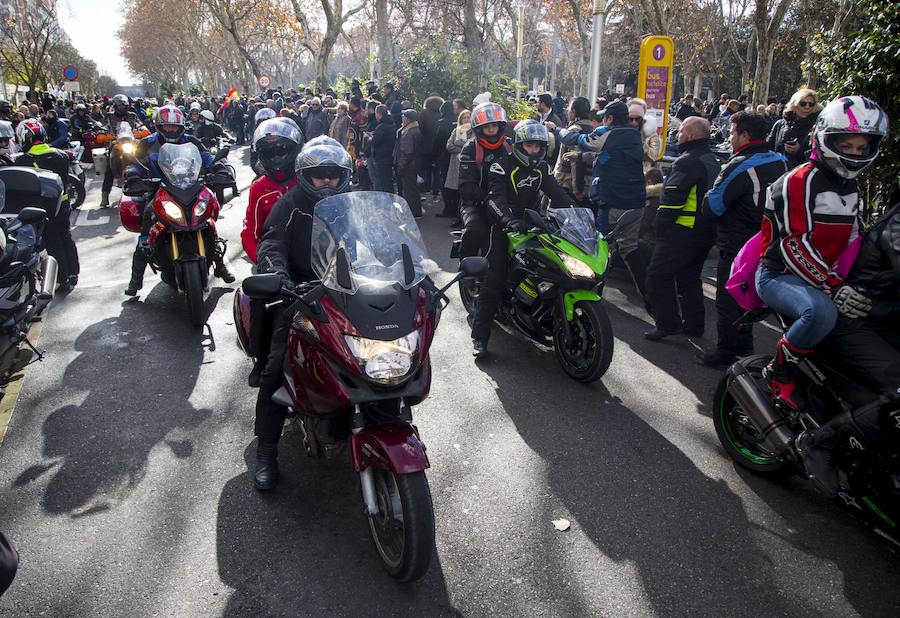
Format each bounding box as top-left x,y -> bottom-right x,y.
712,355 -> 790,475
459,278 -> 479,317
182,260 -> 206,327
366,469 -> 434,583
68,174 -> 86,209
553,300 -> 613,383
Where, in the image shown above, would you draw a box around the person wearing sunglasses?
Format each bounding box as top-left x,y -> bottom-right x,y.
767,88 -> 821,169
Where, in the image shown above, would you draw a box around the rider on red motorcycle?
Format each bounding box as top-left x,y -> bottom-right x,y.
241,118 -> 304,263
252,136 -> 352,491
124,104 -> 234,296
241,118 -> 304,388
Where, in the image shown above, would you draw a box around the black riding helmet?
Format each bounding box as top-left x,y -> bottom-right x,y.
252,118 -> 304,180
512,119 -> 549,168
295,136 -> 352,201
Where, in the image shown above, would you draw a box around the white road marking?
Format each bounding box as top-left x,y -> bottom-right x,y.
73,208 -> 110,227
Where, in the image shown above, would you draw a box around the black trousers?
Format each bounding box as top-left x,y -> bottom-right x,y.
371,161 -> 393,193
459,202 -> 488,259
817,316 -> 900,395
254,305 -> 291,444
471,225 -> 508,343
441,187 -> 459,216
646,229 -> 712,334
715,250 -> 753,355
398,165 -> 421,216
45,203 -> 79,281
102,164 -> 114,194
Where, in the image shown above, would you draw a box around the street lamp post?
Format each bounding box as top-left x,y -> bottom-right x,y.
515,5 -> 525,100
586,0 -> 608,102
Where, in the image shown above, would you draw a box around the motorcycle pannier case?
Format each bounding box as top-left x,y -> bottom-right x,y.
0,167 -> 63,217
119,196 -> 142,233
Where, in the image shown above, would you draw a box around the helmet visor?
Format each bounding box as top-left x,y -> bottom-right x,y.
514,122 -> 549,144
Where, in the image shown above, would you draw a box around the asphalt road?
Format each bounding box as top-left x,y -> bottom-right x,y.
0,148 -> 897,617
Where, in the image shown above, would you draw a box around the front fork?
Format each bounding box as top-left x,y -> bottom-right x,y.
352,405 -> 380,516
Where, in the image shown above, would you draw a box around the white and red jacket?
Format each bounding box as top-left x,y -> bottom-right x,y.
760,161 -> 860,290
241,174 -> 299,263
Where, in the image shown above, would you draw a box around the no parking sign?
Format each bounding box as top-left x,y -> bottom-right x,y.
62,65 -> 79,81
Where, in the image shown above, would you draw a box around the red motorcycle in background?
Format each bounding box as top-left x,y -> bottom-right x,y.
235,192 -> 486,582
121,142 -> 231,325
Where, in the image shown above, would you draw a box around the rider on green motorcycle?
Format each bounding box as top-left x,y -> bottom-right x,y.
472,120 -> 575,357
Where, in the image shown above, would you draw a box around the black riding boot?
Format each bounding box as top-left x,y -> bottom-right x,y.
124,244 -> 149,296
212,238 -> 235,283
254,440 -> 279,491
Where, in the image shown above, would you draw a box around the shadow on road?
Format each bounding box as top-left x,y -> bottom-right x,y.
13,295 -> 213,516
215,440 -> 460,616
474,327 -> 812,615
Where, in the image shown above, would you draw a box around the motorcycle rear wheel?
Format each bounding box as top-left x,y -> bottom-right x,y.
183,261 -> 206,327
712,355 -> 791,475
366,469 -> 434,583
553,300 -> 613,383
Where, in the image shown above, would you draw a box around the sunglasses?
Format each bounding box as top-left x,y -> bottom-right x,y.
798,101 -> 816,108
628,116 -> 642,122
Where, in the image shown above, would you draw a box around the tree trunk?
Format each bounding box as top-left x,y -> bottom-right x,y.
693,73 -> 704,100
375,0 -> 392,80
752,0 -> 790,104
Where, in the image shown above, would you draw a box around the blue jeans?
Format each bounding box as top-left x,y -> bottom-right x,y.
755,267 -> 837,349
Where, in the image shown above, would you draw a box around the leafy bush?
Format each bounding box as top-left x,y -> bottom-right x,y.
808,0 -> 900,215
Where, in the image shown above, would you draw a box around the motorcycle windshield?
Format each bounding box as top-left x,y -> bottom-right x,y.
311,192 -> 429,294
550,207 -> 599,255
115,121 -> 134,140
158,143 -> 202,190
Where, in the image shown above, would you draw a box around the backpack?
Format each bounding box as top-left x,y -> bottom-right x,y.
726,232 -> 862,310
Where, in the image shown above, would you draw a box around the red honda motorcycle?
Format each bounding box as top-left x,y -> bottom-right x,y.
121,142 -> 231,325
235,192 -> 486,582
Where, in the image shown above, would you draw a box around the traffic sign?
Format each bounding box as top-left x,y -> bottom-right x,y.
637,36 -> 674,161
257,74 -> 271,88
62,65 -> 79,81
615,83 -> 625,94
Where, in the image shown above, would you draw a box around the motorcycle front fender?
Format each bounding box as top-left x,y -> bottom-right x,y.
350,422 -> 429,474
562,289 -> 601,321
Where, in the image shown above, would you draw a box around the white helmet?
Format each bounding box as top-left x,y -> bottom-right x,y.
811,95 -> 888,179
200,110 -> 215,122
189,101 -> 202,111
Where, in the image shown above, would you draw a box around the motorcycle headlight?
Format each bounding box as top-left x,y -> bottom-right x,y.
560,253 -> 594,279
193,197 -> 209,218
121,142 -> 136,155
344,331 -> 419,384
159,200 -> 186,226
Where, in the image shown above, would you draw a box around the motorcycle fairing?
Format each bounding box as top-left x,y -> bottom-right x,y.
350,421 -> 430,474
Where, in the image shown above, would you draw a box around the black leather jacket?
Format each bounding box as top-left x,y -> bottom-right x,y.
257,185 -> 318,284
846,203 -> 900,322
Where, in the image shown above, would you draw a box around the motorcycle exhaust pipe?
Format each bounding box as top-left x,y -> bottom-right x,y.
38,255 -> 59,301
726,361 -> 795,455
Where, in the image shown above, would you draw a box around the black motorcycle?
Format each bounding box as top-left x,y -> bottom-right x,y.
713,309 -> 900,546
0,178 -> 58,387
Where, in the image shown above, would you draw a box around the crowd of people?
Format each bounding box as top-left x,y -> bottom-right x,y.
0,78 -> 895,499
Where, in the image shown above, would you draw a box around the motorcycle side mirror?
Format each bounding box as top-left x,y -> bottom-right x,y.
242,273 -> 283,299
605,209 -> 642,241
336,246 -> 353,290
401,243 -> 415,286
17,207 -> 47,225
459,256 -> 488,278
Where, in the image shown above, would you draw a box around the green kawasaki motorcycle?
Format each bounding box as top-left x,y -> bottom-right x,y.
455,207 -> 638,383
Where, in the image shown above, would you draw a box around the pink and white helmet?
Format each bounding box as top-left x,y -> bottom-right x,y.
811,95 -> 888,179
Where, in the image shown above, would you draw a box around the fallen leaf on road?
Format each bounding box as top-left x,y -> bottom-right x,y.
552,518 -> 570,531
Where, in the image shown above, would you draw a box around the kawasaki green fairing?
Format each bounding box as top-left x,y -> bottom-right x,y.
506,208 -> 609,321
